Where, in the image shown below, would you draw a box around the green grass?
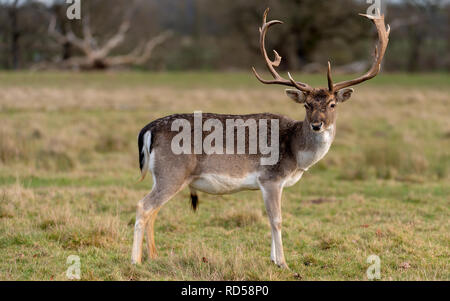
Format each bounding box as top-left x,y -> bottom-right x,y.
0,72 -> 449,280
1,71 -> 449,89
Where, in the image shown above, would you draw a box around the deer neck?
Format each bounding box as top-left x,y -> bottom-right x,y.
292,118 -> 336,172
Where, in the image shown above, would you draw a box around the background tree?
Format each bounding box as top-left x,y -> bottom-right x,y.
44,0 -> 171,70
0,0 -> 448,72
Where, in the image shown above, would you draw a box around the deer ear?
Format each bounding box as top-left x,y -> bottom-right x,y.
336,88 -> 354,103
285,89 -> 307,104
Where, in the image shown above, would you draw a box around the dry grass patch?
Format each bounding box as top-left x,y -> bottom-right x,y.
0,72 -> 448,280
209,206 -> 265,230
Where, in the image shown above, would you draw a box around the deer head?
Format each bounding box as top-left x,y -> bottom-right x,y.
252,8 -> 390,133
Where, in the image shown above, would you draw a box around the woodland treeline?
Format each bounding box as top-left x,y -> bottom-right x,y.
0,0 -> 448,72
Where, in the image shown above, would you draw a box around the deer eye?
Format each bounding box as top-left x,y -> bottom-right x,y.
330,103 -> 336,108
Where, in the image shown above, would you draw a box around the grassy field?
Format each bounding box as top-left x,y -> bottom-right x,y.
0,72 -> 448,281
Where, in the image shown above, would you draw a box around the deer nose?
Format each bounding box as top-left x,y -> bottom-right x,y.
311,122 -> 323,132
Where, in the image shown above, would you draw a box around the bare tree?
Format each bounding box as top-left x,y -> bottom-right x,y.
47,5 -> 172,70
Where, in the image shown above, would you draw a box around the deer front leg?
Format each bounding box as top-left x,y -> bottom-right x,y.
270,236 -> 276,263
260,182 -> 288,269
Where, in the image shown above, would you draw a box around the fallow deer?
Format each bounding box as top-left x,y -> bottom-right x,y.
131,8 -> 390,268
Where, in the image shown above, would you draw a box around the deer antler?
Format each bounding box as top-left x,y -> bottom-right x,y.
328,12 -> 390,92
252,8 -> 313,93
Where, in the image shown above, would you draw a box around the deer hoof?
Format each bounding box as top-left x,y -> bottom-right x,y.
277,262 -> 289,269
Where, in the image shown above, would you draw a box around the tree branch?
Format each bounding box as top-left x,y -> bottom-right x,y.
107,31 -> 172,66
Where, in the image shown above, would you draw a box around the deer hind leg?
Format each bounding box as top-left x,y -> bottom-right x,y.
260,182 -> 288,269
146,207 -> 160,259
131,182 -> 186,264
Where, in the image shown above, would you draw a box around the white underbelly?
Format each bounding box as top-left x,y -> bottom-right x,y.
190,172 -> 260,195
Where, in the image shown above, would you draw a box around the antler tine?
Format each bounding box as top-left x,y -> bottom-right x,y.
288,72 -> 310,91
330,13 -> 390,92
327,61 -> 333,92
252,8 -> 313,92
